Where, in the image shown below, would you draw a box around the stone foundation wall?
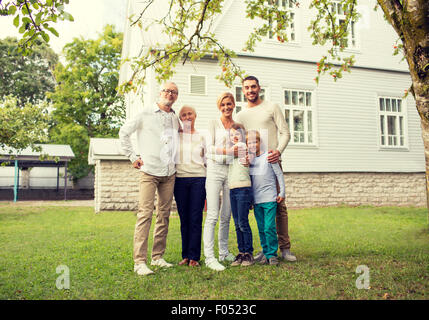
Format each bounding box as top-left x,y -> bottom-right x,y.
94,160 -> 426,212
284,172 -> 426,208
95,160 -> 140,212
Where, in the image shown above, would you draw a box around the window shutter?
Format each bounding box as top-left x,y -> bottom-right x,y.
190,75 -> 206,95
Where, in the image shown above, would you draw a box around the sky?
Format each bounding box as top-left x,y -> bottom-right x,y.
0,0 -> 128,54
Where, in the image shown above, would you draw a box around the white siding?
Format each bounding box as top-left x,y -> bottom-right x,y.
214,0 -> 408,72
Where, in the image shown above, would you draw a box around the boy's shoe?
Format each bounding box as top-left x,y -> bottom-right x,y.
269,256 -> 279,266
241,253 -> 255,267
231,253 -> 244,267
281,249 -> 297,262
151,258 -> 173,268
258,255 -> 268,265
254,251 -> 264,262
219,252 -> 235,262
206,259 -> 226,271
134,263 -> 154,276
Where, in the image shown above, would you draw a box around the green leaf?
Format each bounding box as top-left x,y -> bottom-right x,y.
47,27 -> 59,37
63,12 -> 74,22
8,6 -> 17,15
13,15 -> 19,27
41,32 -> 50,43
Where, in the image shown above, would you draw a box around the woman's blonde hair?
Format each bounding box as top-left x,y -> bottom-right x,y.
216,92 -> 235,109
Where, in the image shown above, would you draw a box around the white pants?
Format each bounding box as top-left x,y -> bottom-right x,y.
203,161 -> 232,263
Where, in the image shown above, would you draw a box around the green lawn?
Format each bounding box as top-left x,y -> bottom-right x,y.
0,203 -> 428,300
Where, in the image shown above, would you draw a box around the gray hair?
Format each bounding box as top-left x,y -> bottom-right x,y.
179,105 -> 196,115
160,81 -> 179,94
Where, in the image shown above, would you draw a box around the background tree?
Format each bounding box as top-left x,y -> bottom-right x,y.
0,37 -> 58,104
48,25 -> 125,181
0,95 -> 49,154
0,0 -> 73,54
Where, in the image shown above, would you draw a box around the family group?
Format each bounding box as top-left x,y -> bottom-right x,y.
119,76 -> 297,276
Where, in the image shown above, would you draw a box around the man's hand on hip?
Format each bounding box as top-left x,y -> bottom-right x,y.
268,149 -> 281,163
133,158 -> 144,169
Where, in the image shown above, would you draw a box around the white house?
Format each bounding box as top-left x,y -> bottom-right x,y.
88,0 -> 426,212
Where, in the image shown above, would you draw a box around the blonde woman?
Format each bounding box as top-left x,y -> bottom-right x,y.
203,92 -> 237,271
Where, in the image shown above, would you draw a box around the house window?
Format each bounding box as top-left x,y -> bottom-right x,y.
330,0 -> 358,49
283,89 -> 314,144
234,86 -> 266,114
189,75 -> 206,95
379,97 -> 407,148
267,0 -> 298,43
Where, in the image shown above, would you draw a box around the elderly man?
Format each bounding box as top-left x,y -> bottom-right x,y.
119,81 -> 181,276
235,75 -> 297,262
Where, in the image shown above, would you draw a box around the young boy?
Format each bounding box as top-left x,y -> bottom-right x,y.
247,130 -> 285,265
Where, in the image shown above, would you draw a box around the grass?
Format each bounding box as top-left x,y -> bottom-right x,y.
0,203 -> 428,300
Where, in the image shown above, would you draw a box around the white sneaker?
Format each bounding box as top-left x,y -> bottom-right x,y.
151,258 -> 173,268
134,263 -> 154,276
206,259 -> 225,271
219,252 -> 235,262
281,249 -> 297,262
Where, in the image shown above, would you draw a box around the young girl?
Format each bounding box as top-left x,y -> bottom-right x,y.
247,130 -> 285,265
228,123 -> 254,267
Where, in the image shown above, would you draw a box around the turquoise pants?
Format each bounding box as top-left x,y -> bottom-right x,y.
254,202 -> 278,259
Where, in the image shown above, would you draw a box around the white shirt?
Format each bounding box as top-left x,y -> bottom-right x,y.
206,118 -> 233,165
119,103 -> 180,177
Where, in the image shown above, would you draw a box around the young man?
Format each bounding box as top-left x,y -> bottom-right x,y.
119,81 -> 181,275
235,76 -> 297,262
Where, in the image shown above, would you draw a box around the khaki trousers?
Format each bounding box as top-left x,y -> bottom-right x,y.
276,161 -> 291,250
133,171 -> 176,264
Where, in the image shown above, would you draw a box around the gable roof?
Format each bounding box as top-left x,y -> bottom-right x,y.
0,144 -> 74,161
88,138 -> 128,164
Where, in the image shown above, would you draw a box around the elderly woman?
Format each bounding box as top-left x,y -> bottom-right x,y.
203,92 -> 238,271
174,105 -> 207,267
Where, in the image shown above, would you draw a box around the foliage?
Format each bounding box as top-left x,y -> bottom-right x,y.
48,25 -> 125,180
0,204 -> 427,299
0,37 -> 58,104
0,0 -> 73,54
0,95 -> 49,154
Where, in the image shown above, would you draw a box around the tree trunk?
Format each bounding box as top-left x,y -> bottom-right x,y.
378,0 -> 429,224
416,95 -> 429,216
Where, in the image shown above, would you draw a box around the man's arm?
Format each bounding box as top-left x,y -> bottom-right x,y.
268,103 -> 291,163
119,113 -> 142,166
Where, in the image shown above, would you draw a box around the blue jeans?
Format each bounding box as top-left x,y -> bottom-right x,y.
230,187 -> 253,254
174,177 -> 206,261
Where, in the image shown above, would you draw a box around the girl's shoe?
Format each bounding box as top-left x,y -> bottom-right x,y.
241,253 -> 255,267
231,253 -> 244,266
